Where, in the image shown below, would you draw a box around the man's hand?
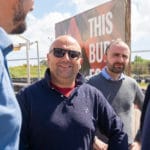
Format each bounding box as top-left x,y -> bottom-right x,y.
93,136 -> 108,150
129,141 -> 141,150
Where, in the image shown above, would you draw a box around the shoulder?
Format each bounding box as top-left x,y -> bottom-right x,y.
124,76 -> 144,101
17,78 -> 46,95
125,76 -> 143,91
87,72 -> 102,83
124,75 -> 140,86
125,75 -> 136,82
79,83 -> 105,97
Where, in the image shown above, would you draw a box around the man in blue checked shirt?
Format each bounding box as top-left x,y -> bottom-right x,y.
0,0 -> 34,149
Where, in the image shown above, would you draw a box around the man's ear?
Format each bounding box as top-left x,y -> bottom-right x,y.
47,53 -> 49,60
78,58 -> 83,70
80,58 -> 83,65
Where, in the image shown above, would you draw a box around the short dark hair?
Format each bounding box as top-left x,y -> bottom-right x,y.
105,39 -> 126,54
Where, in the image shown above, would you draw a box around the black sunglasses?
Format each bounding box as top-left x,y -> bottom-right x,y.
51,48 -> 81,59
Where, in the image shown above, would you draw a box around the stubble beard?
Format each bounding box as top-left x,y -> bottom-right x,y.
11,1 -> 27,34
112,66 -> 125,73
108,63 -> 125,74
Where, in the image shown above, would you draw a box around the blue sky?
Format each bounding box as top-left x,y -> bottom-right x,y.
8,0 -> 150,66
33,0 -> 76,18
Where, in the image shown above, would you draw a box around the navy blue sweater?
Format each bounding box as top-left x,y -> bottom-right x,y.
17,69 -> 128,150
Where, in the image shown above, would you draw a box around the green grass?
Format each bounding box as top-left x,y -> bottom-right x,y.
9,65 -> 149,91
9,65 -> 47,78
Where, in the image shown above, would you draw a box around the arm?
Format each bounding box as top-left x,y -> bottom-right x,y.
134,83 -> 144,110
131,83 -> 145,150
96,93 -> 128,150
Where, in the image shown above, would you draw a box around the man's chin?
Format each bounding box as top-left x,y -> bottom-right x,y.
113,70 -> 124,74
11,23 -> 26,34
59,73 -> 74,79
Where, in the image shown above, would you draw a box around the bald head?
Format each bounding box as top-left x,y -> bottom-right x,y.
47,35 -> 83,87
49,35 -> 81,53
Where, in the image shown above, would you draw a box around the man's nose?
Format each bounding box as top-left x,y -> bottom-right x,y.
30,0 -> 34,11
62,52 -> 70,60
118,56 -> 124,62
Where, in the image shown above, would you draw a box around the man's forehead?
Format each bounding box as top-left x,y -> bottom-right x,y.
51,38 -> 81,51
110,43 -> 130,51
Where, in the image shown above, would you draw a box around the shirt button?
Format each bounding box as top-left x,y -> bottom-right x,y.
61,95 -> 64,97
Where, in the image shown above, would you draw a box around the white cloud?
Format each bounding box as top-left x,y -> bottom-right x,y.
71,0 -> 111,14
25,12 -> 71,57
131,0 -> 150,42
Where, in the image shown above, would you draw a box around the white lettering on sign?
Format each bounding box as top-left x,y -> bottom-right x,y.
88,12 -> 113,38
89,41 -> 110,63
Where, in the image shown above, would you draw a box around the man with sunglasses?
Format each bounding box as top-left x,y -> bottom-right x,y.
17,35 -> 128,150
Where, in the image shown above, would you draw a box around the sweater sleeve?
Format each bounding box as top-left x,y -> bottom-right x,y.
96,93 -> 128,150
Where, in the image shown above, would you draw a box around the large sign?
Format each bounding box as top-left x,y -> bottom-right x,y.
55,0 -> 131,76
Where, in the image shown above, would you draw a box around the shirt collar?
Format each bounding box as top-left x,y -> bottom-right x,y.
0,27 -> 13,55
101,67 -> 125,81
